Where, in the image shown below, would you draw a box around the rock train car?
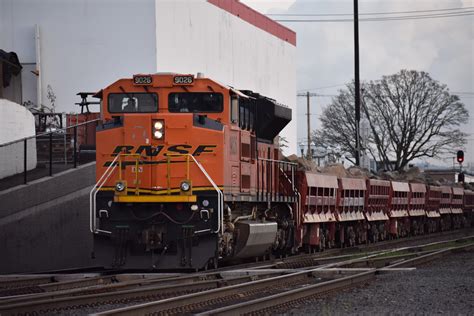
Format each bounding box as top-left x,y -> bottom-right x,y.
90,72 -> 472,270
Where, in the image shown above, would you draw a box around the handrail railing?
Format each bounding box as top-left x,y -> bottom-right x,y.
257,157 -> 298,201
90,153 -> 223,235
278,164 -> 301,226
170,154 -> 223,234
118,154 -> 141,195
0,119 -> 100,148
89,154 -> 120,234
0,118 -> 99,186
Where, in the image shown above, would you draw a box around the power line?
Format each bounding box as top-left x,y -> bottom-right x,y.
268,6 -> 474,17
297,83 -> 346,92
297,93 -> 337,97
275,11 -> 474,22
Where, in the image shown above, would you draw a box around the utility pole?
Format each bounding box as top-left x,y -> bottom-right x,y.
297,92 -> 319,160
306,91 -> 311,159
353,0 -> 361,166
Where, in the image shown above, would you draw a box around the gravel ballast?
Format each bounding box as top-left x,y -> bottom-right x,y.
281,250 -> 474,315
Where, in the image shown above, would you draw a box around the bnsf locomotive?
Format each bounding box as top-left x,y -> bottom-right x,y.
90,72 -> 473,270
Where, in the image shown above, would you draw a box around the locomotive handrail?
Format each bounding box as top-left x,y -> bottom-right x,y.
186,154 -> 223,234
167,153 -> 223,234
278,164 -> 301,227
118,154 -> 141,195
89,154 -> 121,234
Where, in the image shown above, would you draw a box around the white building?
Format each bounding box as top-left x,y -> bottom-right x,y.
0,0 -> 297,154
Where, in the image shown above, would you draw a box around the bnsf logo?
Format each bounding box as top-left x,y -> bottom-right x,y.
104,145 -> 217,167
111,144 -> 216,157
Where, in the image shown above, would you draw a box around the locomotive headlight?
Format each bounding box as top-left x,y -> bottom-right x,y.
153,130 -> 163,139
115,181 -> 126,192
154,121 -> 163,130
152,120 -> 165,140
180,181 -> 191,192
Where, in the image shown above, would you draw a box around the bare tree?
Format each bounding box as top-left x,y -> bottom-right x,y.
313,84 -> 359,164
314,70 -> 469,171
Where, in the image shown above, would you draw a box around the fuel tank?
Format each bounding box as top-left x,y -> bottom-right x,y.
233,221 -> 277,258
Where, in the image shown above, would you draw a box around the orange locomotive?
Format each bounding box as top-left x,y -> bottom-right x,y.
90,73 -> 299,269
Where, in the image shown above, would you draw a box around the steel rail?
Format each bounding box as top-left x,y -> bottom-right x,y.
197,241 -> 474,315
0,274 -> 168,300
91,250 -> 392,316
272,231 -> 474,270
92,235 -> 474,315
0,271 -> 227,306
196,270 -> 376,316
1,232 -> 471,314
0,273 -> 280,315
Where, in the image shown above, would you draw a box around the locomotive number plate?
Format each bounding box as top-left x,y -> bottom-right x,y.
133,75 -> 152,85
173,75 -> 194,85
131,166 -> 143,173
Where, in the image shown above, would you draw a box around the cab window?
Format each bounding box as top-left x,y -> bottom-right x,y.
168,92 -> 223,113
108,93 -> 158,113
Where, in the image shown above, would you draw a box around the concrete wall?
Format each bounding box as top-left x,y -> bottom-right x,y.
0,99 -> 36,179
0,162 -> 95,218
0,0 -> 157,112
0,0 -> 297,153
155,0 -> 297,154
0,162 -> 96,273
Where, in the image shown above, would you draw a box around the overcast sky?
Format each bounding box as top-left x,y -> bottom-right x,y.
243,0 -> 474,169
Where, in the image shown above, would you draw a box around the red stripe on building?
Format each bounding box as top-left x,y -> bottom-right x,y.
207,0 -> 296,46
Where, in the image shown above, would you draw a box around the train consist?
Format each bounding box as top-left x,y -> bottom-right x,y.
90,72 -> 473,270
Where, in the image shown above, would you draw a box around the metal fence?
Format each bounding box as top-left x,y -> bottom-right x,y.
0,119 -> 99,189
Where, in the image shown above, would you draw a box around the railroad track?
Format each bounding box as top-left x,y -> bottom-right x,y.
0,271 -> 285,315
0,230 -> 472,315
241,227 -> 474,270
93,236 -> 474,315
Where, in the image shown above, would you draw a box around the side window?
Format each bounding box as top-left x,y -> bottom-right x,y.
238,99 -> 255,132
231,96 -> 239,124
168,92 -> 223,113
248,100 -> 254,131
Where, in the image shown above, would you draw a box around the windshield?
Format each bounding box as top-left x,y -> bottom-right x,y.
168,92 -> 223,113
108,93 -> 158,113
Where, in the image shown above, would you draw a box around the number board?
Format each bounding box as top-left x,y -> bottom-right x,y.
133,75 -> 153,85
173,75 -> 194,85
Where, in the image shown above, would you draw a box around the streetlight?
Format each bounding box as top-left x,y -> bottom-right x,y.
310,141 -> 316,160
299,142 -> 305,158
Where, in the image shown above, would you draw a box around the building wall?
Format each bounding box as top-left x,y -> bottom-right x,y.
0,0 -> 157,113
0,0 -> 297,154
0,99 -> 36,179
155,0 -> 297,154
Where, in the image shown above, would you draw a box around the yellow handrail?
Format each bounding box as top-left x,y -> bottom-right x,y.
118,153 -> 141,195
166,153 -> 191,193
116,153 -> 194,196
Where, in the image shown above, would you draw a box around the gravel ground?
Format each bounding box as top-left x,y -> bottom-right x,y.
279,250 -> 474,315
